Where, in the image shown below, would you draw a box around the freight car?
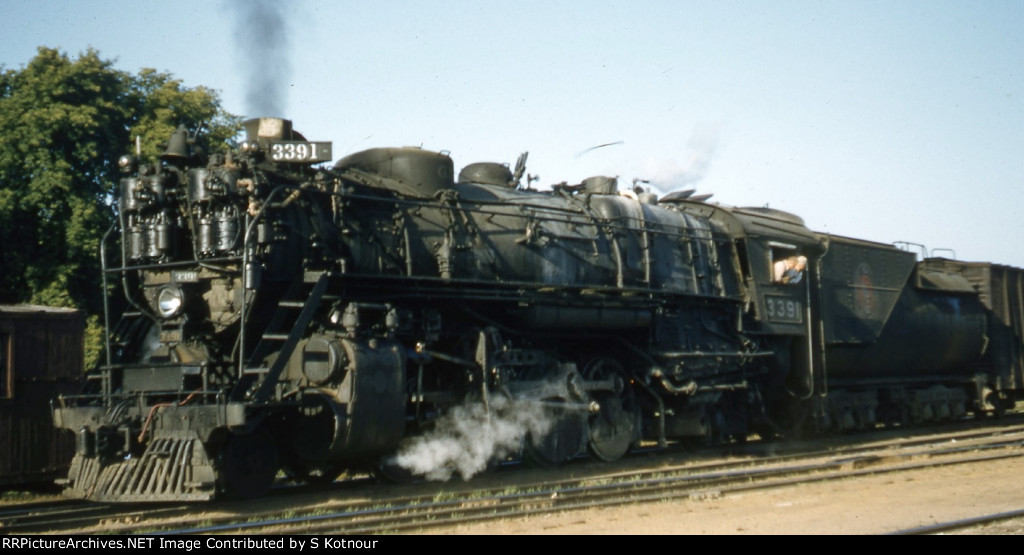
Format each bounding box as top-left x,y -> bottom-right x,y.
0,305 -> 80,487
51,118 -> 1024,502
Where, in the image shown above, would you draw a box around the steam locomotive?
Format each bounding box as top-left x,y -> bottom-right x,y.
52,118 -> 1024,501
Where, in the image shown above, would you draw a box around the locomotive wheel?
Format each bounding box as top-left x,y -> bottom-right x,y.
583,357 -> 638,462
279,394 -> 343,485
524,404 -> 586,467
372,454 -> 417,484
283,460 -> 346,485
219,428 -> 280,499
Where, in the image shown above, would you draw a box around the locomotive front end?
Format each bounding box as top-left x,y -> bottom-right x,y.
53,118 -> 347,501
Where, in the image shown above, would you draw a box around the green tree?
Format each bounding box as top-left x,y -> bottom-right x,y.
0,47 -> 239,368
127,67 -> 239,162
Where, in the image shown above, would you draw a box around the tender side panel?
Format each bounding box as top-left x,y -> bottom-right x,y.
818,236 -> 917,345
821,249 -> 989,382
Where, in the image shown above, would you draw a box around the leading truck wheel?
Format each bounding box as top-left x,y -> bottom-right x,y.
284,460 -> 346,485
219,428 -> 280,499
583,357 -> 638,462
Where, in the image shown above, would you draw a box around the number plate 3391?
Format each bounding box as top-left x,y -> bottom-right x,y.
764,295 -> 802,323
268,141 -> 333,163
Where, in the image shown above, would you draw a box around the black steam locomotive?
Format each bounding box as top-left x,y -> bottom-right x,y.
52,118 -> 1024,501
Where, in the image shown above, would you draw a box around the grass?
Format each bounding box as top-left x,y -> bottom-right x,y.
432,491 -> 457,503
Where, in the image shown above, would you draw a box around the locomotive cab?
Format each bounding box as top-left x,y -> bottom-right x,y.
667,203 -> 825,430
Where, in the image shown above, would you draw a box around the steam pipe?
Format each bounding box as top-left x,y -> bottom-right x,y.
658,377 -> 697,396
100,223 -> 116,370
632,197 -> 652,285
116,214 -> 157,325
555,188 -> 625,288
238,184 -> 294,378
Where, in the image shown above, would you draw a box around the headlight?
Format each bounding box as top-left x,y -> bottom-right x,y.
157,286 -> 184,318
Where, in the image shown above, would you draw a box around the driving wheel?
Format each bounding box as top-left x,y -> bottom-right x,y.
583,356 -> 638,462
524,404 -> 586,467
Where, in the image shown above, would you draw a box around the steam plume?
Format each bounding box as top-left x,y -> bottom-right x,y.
392,397 -> 555,481
646,124 -> 721,190
230,0 -> 292,116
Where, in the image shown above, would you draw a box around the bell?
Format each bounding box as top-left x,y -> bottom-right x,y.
160,125 -> 190,161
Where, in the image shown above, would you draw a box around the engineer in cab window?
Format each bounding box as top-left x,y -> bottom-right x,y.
773,255 -> 807,284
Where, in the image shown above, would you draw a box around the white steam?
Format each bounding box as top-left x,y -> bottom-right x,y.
643,124 -> 721,192
392,396 -> 555,481
140,323 -> 162,362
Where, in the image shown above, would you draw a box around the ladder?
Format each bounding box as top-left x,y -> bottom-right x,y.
240,271 -> 329,404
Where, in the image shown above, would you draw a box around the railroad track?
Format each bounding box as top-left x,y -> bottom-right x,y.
7,418 -> 1024,535
891,509 -> 1024,535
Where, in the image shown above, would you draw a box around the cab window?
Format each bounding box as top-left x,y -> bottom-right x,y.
771,248 -> 807,285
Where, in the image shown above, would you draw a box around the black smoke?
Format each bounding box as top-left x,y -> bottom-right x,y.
230,0 -> 292,117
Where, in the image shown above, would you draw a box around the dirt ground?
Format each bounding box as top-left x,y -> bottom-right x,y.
430,453 -> 1024,534
9,434 -> 1023,535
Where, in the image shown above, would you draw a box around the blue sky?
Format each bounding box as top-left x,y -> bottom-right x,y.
3,1 -> 1023,266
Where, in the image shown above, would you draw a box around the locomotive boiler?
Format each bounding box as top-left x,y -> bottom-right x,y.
51,118 -> 1024,502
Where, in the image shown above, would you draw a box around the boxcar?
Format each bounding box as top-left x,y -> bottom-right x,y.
0,305 -> 81,486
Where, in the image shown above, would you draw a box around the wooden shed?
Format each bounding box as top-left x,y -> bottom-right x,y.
0,305 -> 82,486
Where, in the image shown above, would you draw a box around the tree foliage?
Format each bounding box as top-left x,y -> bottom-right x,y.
0,47 -> 240,368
